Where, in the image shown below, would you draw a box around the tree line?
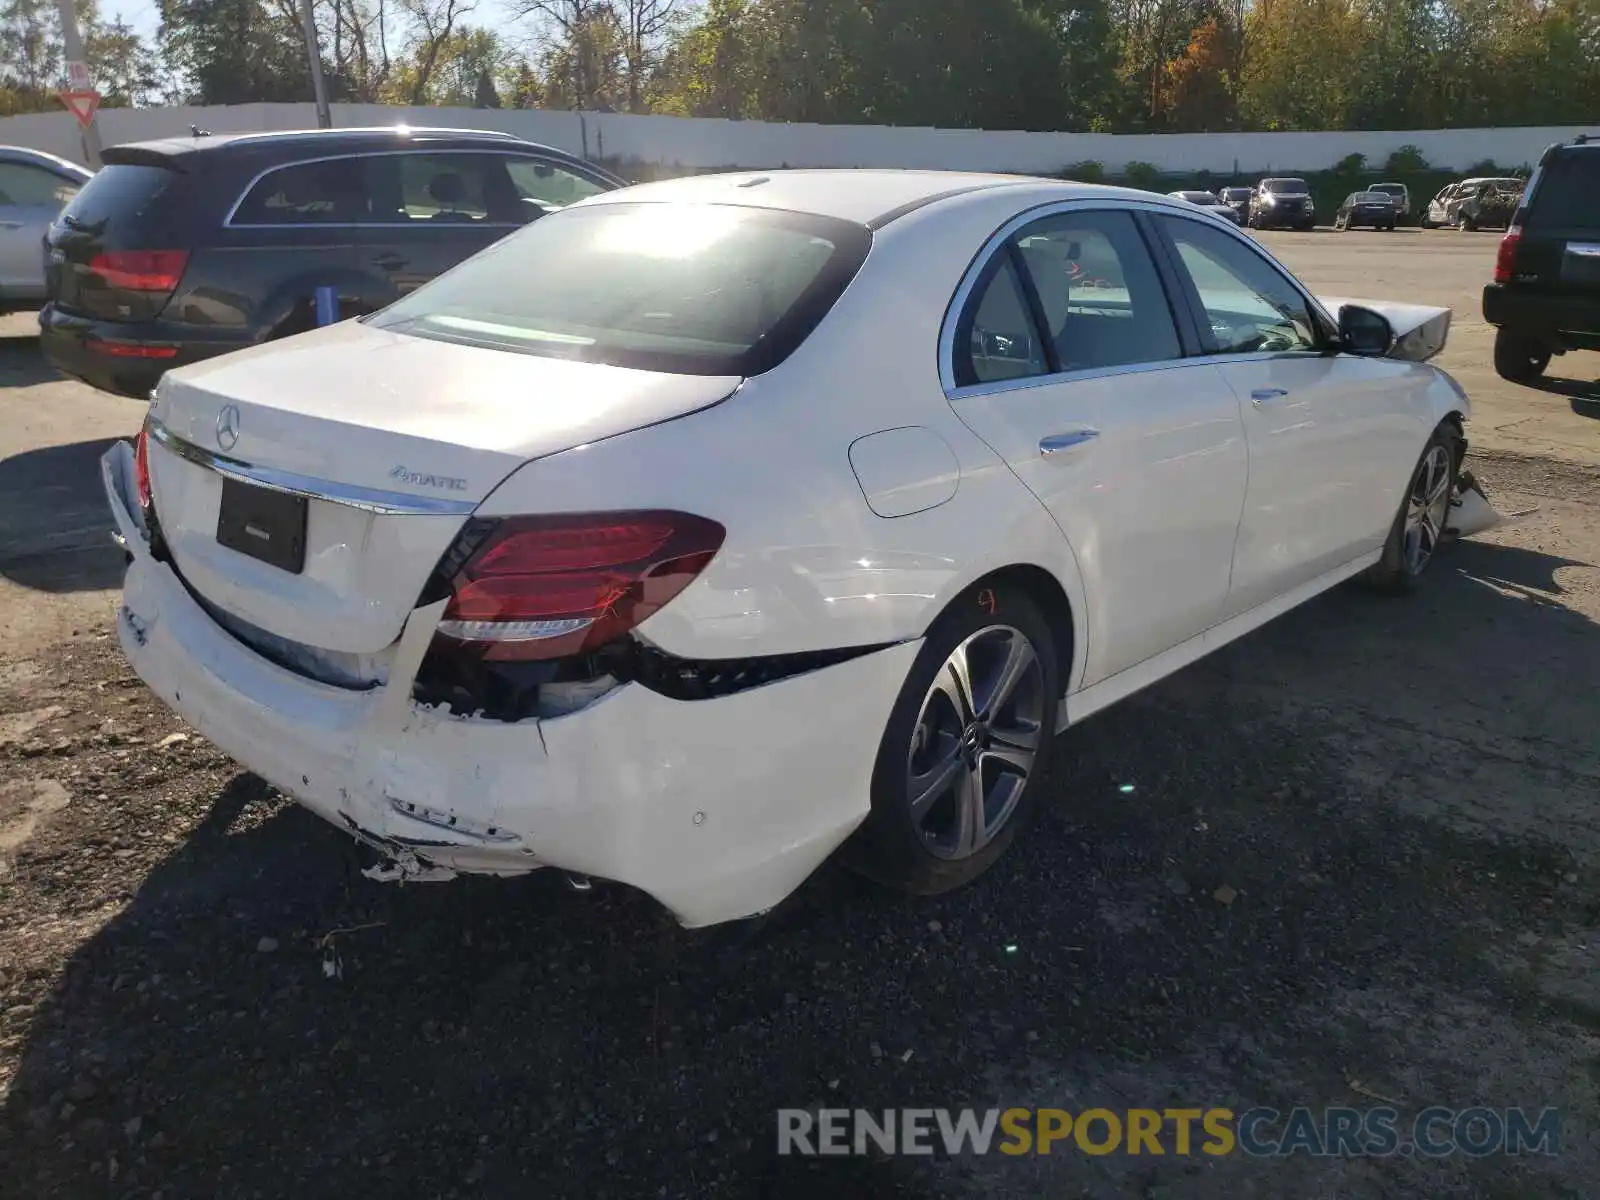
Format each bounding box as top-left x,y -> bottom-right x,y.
1,0 -> 1596,132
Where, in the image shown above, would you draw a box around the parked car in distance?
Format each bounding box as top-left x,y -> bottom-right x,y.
103,171 -> 1477,929
1421,177 -> 1524,231
0,146 -> 93,316
1483,134 -> 1600,382
39,126 -> 625,399
1219,186 -> 1253,223
1367,181 -> 1412,224
1247,178 -> 1315,230
1334,190 -> 1398,232
1167,189 -> 1243,224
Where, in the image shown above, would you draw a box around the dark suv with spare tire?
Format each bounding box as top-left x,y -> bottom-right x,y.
1483,133 -> 1600,383
39,126 -> 624,398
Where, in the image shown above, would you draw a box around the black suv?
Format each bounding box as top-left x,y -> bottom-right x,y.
39,126 -> 625,398
1483,133 -> 1600,383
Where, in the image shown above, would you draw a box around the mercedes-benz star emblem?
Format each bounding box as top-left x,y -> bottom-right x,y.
215,404 -> 241,452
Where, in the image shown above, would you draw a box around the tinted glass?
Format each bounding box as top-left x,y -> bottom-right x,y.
58,163 -> 175,228
0,162 -> 79,207
369,202 -> 871,376
955,255 -> 1046,385
1370,184 -> 1405,197
1012,210 -> 1181,371
1160,216 -> 1319,354
1222,188 -> 1251,201
1263,178 -> 1309,194
233,158 -> 363,224
1526,150 -> 1600,229
504,157 -> 610,215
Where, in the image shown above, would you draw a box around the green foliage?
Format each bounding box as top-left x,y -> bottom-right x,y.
1385,145 -> 1430,174
1062,159 -> 1105,183
1121,160 -> 1161,189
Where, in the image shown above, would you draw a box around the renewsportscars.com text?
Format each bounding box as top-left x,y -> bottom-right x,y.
776,1106 -> 1562,1158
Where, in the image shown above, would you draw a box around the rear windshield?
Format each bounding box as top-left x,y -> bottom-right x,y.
1263,179 -> 1309,194
1526,151 -> 1600,229
1178,192 -> 1215,203
1369,183 -> 1405,196
1222,188 -> 1251,200
368,202 -> 873,376
57,163 -> 178,230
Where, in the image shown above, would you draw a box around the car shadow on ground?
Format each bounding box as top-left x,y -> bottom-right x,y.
1524,370 -> 1600,414
2,539 -> 1597,1199
0,335 -> 59,390
0,437 -> 126,593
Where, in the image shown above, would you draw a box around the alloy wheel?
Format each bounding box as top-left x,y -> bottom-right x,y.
905,625 -> 1046,861
1403,444 -> 1453,575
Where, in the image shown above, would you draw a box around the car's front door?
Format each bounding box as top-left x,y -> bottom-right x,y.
0,160 -> 82,299
945,205 -> 1249,686
1150,212 -> 1427,615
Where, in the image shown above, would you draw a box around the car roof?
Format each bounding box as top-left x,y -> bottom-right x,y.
578,169 -> 1181,227
105,126 -> 539,161
0,143 -> 94,177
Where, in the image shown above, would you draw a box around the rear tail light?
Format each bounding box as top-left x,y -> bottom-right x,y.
133,416 -> 152,512
88,249 -> 189,294
432,511 -> 726,662
1494,227 -> 1522,283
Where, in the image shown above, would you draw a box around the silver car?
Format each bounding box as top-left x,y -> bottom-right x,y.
0,146 -> 93,316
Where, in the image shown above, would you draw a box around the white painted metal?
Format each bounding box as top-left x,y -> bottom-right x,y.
103,172 -> 1484,927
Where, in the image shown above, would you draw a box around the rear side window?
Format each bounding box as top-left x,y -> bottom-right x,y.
1012,210 -> 1181,371
368,202 -> 872,376
231,158 -> 363,225
1526,151 -> 1600,229
0,161 -> 80,206
58,163 -> 176,227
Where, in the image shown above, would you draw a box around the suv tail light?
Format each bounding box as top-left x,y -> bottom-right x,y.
432,511 -> 726,662
89,249 -> 189,294
1494,226 -> 1522,283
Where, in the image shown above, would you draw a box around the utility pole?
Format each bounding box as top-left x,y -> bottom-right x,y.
53,0 -> 102,166
298,0 -> 333,129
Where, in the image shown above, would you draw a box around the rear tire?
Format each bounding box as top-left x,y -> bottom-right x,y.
846,585 -> 1060,896
1365,422 -> 1462,594
1493,329 -> 1551,383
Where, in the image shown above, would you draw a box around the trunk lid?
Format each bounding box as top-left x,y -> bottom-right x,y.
148,319 -> 740,657
46,154 -> 190,322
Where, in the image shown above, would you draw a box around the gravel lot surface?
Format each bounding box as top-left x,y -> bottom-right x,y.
1,230 -> 1597,1198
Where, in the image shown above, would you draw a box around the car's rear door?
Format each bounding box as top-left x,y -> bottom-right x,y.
944,204 -> 1249,686
0,158 -> 83,298
1512,146 -> 1600,307
1148,212 -> 1427,614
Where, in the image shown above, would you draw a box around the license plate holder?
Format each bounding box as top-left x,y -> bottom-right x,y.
216,478 -> 307,574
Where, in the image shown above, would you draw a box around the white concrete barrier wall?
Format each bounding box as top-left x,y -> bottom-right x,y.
5,102 -> 1590,174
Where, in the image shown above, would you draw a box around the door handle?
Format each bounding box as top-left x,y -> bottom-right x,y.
372,252 -> 408,270
1250,388 -> 1289,406
1039,429 -> 1100,456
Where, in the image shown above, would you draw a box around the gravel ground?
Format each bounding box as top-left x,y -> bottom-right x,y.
1,448 -> 1598,1199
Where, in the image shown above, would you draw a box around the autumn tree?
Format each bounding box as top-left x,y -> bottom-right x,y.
1157,16 -> 1237,130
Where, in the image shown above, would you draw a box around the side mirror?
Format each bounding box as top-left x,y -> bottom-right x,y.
1339,305 -> 1394,356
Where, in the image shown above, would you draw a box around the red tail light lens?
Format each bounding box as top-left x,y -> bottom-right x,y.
1493,227 -> 1521,283
436,511 -> 725,661
89,249 -> 189,293
133,420 -> 152,512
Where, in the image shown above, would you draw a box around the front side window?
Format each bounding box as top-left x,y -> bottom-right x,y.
504,157 -> 610,216
1159,216 -> 1320,355
233,158 -> 363,225
1012,210 -> 1181,372
367,202 -> 871,376
0,162 -> 79,207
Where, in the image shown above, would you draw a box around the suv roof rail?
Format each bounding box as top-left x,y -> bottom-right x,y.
1575,133 -> 1591,145
223,125 -> 524,146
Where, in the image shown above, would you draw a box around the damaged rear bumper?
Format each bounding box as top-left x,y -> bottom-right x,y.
101,440 -> 920,928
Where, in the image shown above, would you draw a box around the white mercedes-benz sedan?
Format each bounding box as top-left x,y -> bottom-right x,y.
101,170 -> 1482,928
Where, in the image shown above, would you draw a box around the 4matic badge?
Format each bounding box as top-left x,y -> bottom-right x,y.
389,465 -> 469,491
